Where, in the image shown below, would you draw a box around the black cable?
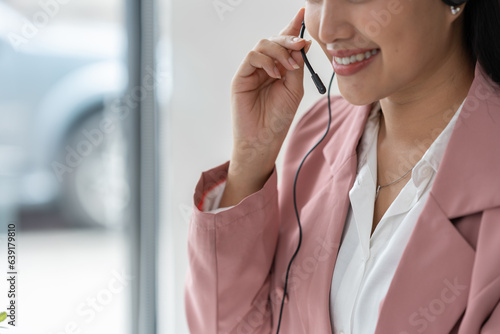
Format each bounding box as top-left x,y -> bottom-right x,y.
275,70 -> 336,334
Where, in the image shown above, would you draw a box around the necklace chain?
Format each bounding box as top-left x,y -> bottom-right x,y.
375,165 -> 415,199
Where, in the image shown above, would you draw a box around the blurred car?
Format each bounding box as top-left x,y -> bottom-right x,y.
0,3 -> 129,227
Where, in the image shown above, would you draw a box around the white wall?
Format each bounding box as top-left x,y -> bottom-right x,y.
159,1 -> 339,333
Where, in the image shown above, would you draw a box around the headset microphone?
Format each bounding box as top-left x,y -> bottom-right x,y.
300,21 -> 327,94
275,21 -> 335,334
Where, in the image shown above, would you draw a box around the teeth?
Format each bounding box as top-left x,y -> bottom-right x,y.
335,49 -> 379,65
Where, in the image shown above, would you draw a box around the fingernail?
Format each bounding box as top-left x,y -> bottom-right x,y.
274,67 -> 281,79
288,57 -> 300,70
292,37 -> 304,43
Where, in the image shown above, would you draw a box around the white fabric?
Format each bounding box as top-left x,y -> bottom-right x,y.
200,181 -> 233,213
330,99 -> 465,334
201,99 -> 465,334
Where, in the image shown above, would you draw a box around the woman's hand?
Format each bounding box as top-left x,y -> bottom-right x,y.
230,8 -> 309,174
220,8 -> 311,207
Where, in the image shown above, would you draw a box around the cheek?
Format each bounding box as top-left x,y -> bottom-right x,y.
372,0 -> 445,59
304,7 -> 333,62
304,5 -> 321,42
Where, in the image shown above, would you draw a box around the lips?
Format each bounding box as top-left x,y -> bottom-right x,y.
327,48 -> 380,76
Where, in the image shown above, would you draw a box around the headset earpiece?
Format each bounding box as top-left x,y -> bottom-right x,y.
441,0 -> 467,6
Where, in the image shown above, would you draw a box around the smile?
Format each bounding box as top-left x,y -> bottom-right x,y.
334,49 -> 379,65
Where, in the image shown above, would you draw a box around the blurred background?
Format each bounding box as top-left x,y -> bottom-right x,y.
0,0 -> 131,333
0,0 -> 338,333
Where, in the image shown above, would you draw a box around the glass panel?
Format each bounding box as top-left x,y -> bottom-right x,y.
0,0 -> 131,333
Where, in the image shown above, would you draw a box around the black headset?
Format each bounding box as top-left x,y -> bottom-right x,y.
274,1 -> 467,329
442,0 -> 467,6
300,22 -> 327,95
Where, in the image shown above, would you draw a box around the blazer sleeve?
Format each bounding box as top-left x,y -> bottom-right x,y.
185,161 -> 280,334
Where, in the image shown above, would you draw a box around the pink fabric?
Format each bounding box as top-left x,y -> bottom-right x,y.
185,63 -> 500,334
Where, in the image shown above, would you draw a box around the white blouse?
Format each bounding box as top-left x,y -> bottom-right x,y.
201,99 -> 466,334
331,99 -> 465,334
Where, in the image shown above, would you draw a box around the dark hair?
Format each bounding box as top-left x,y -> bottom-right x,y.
464,0 -> 500,84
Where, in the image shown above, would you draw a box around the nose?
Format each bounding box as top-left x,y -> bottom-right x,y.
316,1 -> 353,45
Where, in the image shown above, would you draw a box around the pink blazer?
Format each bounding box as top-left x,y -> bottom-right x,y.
185,63 -> 500,334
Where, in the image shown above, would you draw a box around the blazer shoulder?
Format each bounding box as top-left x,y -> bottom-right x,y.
296,95 -> 353,129
293,95 -> 361,139
280,95 -> 370,177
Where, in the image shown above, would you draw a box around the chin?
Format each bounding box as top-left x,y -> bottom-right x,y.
336,74 -> 382,106
338,86 -> 378,106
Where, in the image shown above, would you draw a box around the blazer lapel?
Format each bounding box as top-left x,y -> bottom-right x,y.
285,100 -> 372,333
375,63 -> 500,333
374,195 -> 475,334
293,153 -> 361,333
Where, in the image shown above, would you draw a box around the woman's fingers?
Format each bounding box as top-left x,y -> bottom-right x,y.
233,8 -> 311,92
255,37 -> 307,69
236,37 -> 308,78
240,51 -> 282,79
228,8 -> 309,179
267,35 -> 309,52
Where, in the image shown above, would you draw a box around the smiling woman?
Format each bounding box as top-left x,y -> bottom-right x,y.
185,1 -> 500,333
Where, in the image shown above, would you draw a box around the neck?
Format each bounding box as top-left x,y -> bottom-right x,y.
378,54 -> 475,151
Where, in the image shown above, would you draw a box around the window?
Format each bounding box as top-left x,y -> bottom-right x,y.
0,0 -> 132,332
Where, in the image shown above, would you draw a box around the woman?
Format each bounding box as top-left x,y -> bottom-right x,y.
185,0 -> 500,333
